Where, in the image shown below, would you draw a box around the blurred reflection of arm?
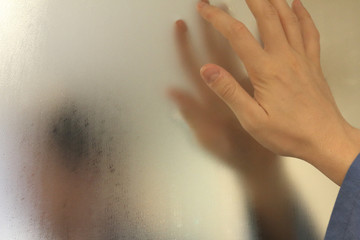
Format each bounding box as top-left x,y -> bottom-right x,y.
170,19 -> 316,240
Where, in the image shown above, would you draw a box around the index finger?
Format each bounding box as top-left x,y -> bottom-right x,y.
197,2 -> 266,68
175,20 -> 201,81
175,20 -> 216,100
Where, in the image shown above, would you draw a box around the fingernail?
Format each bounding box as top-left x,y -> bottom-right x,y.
175,20 -> 187,32
201,67 -> 220,84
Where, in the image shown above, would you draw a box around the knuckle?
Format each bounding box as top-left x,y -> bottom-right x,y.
250,59 -> 281,79
219,82 -> 237,100
286,13 -> 300,25
283,54 -> 304,74
263,4 -> 279,19
204,7 -> 220,21
300,10 -> 312,20
298,11 -> 312,23
204,10 -> 215,20
287,54 -> 300,67
229,21 -> 246,36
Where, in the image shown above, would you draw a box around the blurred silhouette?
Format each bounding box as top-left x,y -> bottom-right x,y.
20,6 -> 319,240
32,101 -> 124,239
170,16 -> 318,240
38,103 -> 101,239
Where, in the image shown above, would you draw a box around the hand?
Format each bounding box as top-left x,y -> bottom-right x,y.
170,18 -> 277,176
171,18 -> 297,240
196,0 -> 360,185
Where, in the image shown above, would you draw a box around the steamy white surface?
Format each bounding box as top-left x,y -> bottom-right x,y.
0,0 -> 359,239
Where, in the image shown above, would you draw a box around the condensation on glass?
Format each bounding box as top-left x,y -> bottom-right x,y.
0,0 -> 359,239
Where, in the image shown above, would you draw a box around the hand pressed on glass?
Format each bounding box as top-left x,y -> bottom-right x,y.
196,0 -> 360,185
170,18 -> 278,175
170,17 -> 305,239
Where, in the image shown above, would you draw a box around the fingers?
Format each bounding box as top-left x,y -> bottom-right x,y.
200,6 -> 226,63
198,5 -> 248,85
292,0 -> 321,64
196,2 -> 265,68
168,89 -> 204,128
200,3 -> 234,64
175,20 -> 210,95
175,20 -> 201,81
175,19 -> 219,101
268,0 -> 305,53
243,0 -> 288,52
200,64 -> 267,132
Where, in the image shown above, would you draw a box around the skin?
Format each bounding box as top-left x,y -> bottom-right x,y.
33,106 -> 107,239
195,0 -> 360,186
38,141 -> 99,240
170,15 -> 299,240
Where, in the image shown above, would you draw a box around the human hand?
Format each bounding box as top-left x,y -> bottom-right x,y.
196,0 -> 360,185
171,17 -> 300,240
170,18 -> 277,176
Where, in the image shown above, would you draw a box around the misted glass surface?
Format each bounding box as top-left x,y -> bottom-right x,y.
0,0 -> 359,239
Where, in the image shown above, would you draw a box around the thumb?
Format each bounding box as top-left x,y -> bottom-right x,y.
200,64 -> 266,130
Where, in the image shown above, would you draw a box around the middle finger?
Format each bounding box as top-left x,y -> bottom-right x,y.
268,0 -> 305,53
244,0 -> 289,52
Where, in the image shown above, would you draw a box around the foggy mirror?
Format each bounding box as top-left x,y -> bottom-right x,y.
0,0 -> 359,239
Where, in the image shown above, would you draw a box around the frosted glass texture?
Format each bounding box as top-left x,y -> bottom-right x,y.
0,0 -> 359,239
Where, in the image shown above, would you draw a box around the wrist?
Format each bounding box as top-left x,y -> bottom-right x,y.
306,121 -> 360,185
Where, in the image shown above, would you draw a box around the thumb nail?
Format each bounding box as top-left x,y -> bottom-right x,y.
201,67 -> 220,84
